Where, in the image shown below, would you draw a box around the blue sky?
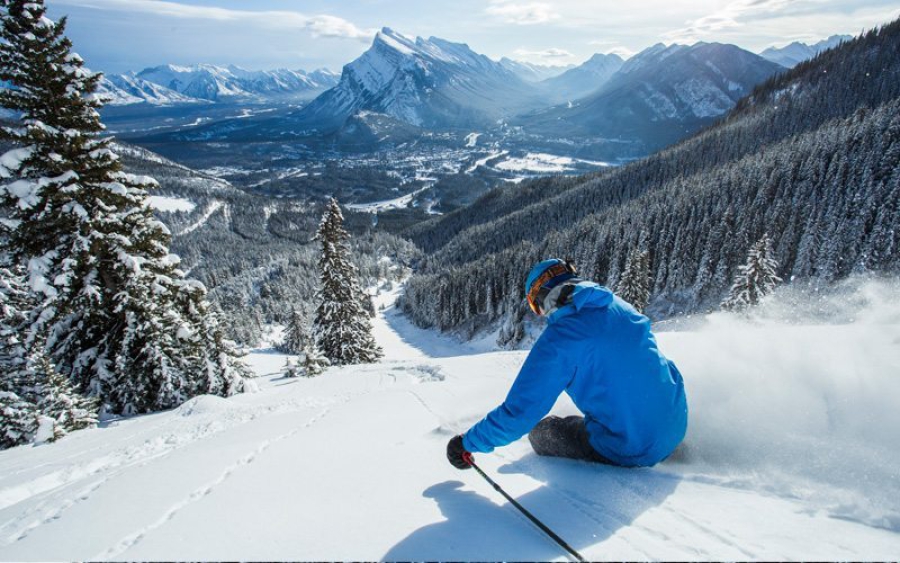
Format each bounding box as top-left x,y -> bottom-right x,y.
46,0 -> 900,73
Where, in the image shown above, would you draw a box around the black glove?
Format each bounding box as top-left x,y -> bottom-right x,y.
447,435 -> 473,470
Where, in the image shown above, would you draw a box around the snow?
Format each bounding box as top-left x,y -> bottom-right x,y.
495,152 -> 612,174
175,200 -> 224,235
0,280 -> 898,559
464,132 -> 480,147
345,185 -> 431,213
0,147 -> 33,178
674,78 -> 735,118
376,28 -> 418,56
464,150 -> 508,173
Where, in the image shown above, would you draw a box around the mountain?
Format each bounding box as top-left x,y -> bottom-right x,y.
498,57 -> 573,82
540,53 -> 624,101
516,42 -> 784,152
759,35 -> 852,67
293,28 -> 545,131
101,64 -> 340,104
402,19 -> 900,334
97,73 -> 197,105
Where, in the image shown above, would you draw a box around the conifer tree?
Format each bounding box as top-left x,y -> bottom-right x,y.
312,198 -> 382,365
1,263 -> 39,448
279,309 -> 307,355
0,1 -> 246,415
299,335 -> 330,377
0,261 -> 96,448
722,233 -> 783,311
282,357 -> 302,379
617,247 -> 652,313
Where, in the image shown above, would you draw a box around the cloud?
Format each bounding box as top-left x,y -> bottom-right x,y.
512,47 -> 574,59
486,1 -> 560,25
305,15 -> 373,41
664,0 -> 798,43
53,0 -> 375,42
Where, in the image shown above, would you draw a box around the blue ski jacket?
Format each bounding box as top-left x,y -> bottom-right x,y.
462,282 -> 687,467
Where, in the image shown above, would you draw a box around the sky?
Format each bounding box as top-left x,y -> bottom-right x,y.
45,0 -> 900,73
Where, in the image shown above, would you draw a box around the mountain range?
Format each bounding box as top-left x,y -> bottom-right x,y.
515,42 -> 784,151
98,64 -> 340,105
280,30 -> 784,154
122,30 -> 852,159
539,53 -> 624,101
293,28 -> 546,131
498,58 -> 573,82
759,35 -> 852,67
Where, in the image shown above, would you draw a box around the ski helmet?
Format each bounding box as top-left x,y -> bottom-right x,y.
525,258 -> 578,315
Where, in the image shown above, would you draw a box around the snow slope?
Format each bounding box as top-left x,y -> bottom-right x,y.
0,281 -> 898,560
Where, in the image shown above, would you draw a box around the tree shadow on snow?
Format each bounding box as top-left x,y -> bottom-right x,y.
381,456 -> 681,561
381,306 -> 481,359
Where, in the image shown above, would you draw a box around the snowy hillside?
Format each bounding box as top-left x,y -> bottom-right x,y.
0,279 -> 898,560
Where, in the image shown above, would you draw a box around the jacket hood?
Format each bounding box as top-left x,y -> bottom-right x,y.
549,282 -> 614,323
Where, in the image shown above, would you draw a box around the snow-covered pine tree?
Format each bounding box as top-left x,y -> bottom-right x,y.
0,262 -> 39,448
34,354 -> 97,442
0,260 -> 96,448
299,335 -> 330,377
279,309 -> 307,355
616,247 -> 651,313
312,198 -> 382,365
722,233 -> 783,311
0,1 -> 247,414
282,357 -> 302,379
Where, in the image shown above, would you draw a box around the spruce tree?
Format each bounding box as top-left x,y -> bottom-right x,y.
299,335 -> 330,377
0,1 -> 247,415
282,357 -> 302,379
279,309 -> 307,355
722,233 -> 783,311
0,263 -> 39,447
616,247 -> 651,313
312,198 -> 382,365
0,260 -> 95,448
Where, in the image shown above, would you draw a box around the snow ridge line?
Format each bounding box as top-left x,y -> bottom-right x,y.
93,407 -> 333,560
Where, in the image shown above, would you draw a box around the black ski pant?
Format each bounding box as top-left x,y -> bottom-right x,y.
528,415 -> 616,465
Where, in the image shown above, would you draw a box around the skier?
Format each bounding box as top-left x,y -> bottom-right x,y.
447,259 -> 687,469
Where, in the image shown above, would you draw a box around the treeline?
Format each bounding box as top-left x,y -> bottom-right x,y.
399,19 -> 900,340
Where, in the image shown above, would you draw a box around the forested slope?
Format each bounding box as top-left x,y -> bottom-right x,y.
118,146 -> 419,346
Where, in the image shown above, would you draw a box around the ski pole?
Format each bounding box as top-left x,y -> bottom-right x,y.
467,457 -> 586,562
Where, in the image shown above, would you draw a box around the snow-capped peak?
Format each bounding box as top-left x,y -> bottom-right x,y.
297,29 -> 540,130
375,27 -> 419,56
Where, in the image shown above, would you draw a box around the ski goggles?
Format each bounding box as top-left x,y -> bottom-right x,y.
526,262 -> 575,315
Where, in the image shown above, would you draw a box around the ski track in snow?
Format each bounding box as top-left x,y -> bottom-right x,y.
94,406 -> 335,560
0,396 -> 340,550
